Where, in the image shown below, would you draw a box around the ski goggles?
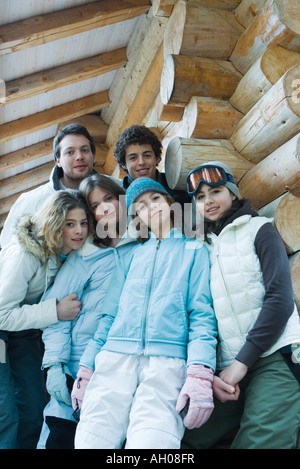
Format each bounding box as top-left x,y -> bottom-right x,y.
187,165 -> 235,196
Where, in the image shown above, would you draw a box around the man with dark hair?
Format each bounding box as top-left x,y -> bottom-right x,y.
114,125 -> 191,207
1,124 -> 97,247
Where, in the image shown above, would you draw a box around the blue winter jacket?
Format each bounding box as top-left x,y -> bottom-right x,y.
81,229 -> 218,371
42,237 -> 135,371
37,237 -> 136,444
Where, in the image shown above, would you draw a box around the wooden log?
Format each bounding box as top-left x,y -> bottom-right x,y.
101,13 -> 152,125
163,0 -> 244,59
230,0 -> 300,75
152,0 -> 242,16
0,0 -> 150,55
0,91 -> 110,144
104,13 -> 167,148
155,95 -> 184,122
260,192 -> 300,254
230,45 -> 300,114
164,136 -> 254,190
152,0 -> 176,17
258,193 -> 284,218
230,65 -> 300,164
289,252 -> 300,310
160,54 -> 243,106
274,192 -> 300,254
234,0 -> 267,28
238,133 -> 300,209
181,96 -> 244,139
56,115 -> 108,143
103,43 -> 165,175
0,162 -> 54,199
0,139 -> 53,177
3,48 -> 127,104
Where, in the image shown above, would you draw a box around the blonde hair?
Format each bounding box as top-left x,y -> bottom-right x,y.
32,190 -> 91,257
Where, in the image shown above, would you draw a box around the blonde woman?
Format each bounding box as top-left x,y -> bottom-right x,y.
0,190 -> 90,449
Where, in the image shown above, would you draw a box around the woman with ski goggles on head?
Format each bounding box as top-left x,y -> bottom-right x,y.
182,161 -> 300,449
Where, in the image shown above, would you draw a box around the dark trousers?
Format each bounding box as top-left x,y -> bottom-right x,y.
0,330 -> 48,449
45,416 -> 77,449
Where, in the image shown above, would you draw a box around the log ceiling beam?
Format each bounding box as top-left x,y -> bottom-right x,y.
3,48 -> 127,104
0,90 -> 110,144
0,0 -> 150,55
0,161 -> 54,199
0,139 -> 53,175
0,185 -> 44,217
103,42 -> 164,174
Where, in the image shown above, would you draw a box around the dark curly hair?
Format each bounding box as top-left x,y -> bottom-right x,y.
113,125 -> 162,171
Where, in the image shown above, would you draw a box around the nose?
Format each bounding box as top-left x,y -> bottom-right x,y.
205,194 -> 214,204
137,155 -> 146,166
75,222 -> 83,234
102,202 -> 112,213
74,149 -> 84,160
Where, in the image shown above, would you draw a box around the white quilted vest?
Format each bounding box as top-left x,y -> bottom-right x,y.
206,215 -> 300,370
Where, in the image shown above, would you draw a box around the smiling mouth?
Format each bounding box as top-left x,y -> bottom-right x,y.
152,210 -> 162,218
138,168 -> 149,174
207,207 -> 219,214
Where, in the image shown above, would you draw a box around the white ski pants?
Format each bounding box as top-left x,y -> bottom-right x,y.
75,350 -> 186,449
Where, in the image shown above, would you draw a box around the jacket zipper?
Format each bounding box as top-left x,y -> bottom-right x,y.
213,234 -> 244,337
141,239 -> 161,354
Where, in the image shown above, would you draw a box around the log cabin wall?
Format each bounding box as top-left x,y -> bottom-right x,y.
0,0 -> 299,308
149,0 -> 300,309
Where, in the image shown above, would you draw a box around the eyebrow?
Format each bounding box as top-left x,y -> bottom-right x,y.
127,149 -> 154,157
63,145 -> 90,152
65,217 -> 88,222
137,192 -> 159,204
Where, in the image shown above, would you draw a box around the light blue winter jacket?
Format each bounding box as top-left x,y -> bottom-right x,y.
80,229 -> 218,371
37,236 -> 136,447
41,237 -> 135,371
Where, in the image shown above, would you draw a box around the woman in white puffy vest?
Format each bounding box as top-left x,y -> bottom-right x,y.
182,161 -> 300,449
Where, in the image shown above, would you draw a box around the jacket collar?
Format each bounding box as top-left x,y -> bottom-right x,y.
16,215 -> 48,263
122,170 -> 161,190
205,199 -> 258,236
149,227 -> 184,241
50,165 -> 100,191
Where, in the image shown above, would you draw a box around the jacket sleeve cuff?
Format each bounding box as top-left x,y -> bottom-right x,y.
235,340 -> 263,368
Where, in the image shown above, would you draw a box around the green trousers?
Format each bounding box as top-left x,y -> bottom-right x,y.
182,351 -> 300,449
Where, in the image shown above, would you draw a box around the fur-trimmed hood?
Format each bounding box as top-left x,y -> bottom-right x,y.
16,214 -> 49,263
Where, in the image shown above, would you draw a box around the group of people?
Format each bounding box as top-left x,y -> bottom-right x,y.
0,123 -> 299,450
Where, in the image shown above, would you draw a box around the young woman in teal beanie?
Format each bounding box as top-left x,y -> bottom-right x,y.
182,161 -> 300,449
72,177 -> 218,449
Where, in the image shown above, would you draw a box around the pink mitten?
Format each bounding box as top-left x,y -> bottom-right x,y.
176,365 -> 214,429
71,366 -> 93,411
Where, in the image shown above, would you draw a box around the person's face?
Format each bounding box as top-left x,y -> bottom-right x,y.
57,134 -> 95,188
88,187 -> 121,228
61,208 -> 89,255
195,184 -> 236,222
135,191 -> 172,239
122,143 -> 160,180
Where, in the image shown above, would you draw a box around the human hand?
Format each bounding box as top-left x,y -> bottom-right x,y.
46,363 -> 72,405
57,293 -> 82,321
219,360 -> 248,388
213,376 -> 240,403
71,366 -> 94,411
176,365 -> 214,429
